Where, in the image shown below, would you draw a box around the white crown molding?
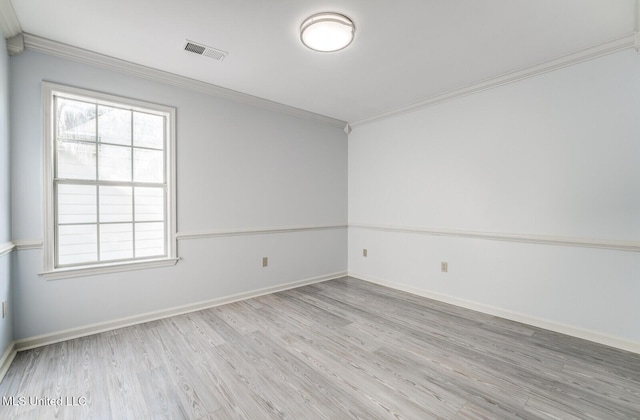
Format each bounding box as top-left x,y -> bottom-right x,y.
350,272 -> 640,355
0,242 -> 15,257
12,239 -> 43,250
22,33 -> 346,129
177,224 -> 347,240
15,271 -> 347,351
351,33 -> 637,128
349,224 -> 640,252
0,0 -> 21,39
6,32 -> 23,55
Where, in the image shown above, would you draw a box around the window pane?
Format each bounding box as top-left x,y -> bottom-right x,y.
135,222 -> 165,257
133,112 -> 164,149
57,141 -> 96,180
133,149 -> 164,183
98,106 -> 131,145
135,187 -> 164,221
98,144 -> 132,181
57,184 -> 96,224
49,86 -> 173,271
58,224 -> 97,265
100,223 -> 133,261
99,186 -> 132,222
57,98 -> 96,141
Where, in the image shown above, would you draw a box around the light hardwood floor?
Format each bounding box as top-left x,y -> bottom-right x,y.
1,277 -> 639,419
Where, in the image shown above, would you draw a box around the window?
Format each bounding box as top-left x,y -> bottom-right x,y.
42,83 -> 177,278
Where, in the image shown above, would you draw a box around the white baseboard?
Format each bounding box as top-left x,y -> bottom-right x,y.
15,271 -> 347,351
0,341 -> 17,383
349,271 -> 640,355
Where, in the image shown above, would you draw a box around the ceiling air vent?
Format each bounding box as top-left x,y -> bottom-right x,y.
184,40 -> 228,61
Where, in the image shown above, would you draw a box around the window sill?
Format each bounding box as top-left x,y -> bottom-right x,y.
39,257 -> 179,280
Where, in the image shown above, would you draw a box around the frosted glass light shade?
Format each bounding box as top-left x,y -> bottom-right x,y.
300,13 -> 355,52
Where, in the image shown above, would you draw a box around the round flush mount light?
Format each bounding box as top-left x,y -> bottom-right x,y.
300,12 -> 355,52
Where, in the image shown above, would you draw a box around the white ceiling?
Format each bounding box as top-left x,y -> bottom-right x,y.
8,0 -> 637,123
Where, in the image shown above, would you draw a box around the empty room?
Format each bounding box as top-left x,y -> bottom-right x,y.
0,0 -> 639,418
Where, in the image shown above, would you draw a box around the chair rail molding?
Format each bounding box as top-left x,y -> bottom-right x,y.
12,240 -> 43,250
177,224 -> 348,241
349,224 -> 640,252
0,242 -> 15,257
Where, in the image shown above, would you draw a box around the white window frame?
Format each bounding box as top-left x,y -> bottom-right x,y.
41,82 -> 177,279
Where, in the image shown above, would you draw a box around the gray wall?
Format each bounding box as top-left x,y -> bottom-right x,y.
10,50 -> 347,339
0,37 -> 13,356
348,49 -> 640,345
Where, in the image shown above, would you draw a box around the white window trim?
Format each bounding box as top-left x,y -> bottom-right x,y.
41,81 -> 178,279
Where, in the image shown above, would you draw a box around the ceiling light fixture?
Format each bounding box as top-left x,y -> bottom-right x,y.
300,12 -> 355,52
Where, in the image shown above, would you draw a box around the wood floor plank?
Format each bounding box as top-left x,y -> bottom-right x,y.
247,330 -> 392,419
284,329 -> 465,418
137,366 -> 190,419
147,323 -> 222,418
212,341 -> 295,418
311,280 -> 568,370
198,344 -> 285,419
522,394 -> 593,420
104,332 -> 153,420
0,276 -> 639,419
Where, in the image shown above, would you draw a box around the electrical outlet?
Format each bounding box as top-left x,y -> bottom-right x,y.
262,257 -> 268,267
363,249 -> 368,257
441,262 -> 448,273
